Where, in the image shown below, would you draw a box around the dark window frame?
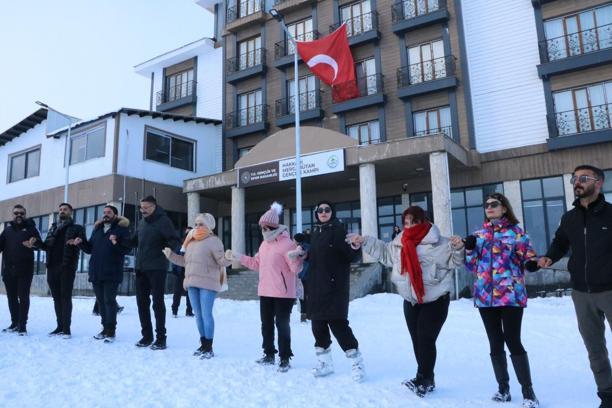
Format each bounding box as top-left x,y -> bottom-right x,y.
143,125 -> 196,172
7,145 -> 41,183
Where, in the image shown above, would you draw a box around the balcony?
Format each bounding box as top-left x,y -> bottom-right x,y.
414,125 -> 452,139
156,80 -> 197,112
226,48 -> 267,84
396,55 -> 457,99
272,0 -> 318,13
330,11 -> 380,47
225,0 -> 266,32
548,104 -> 612,150
273,31 -> 319,68
538,23 -> 612,78
331,73 -> 385,113
275,91 -> 324,126
391,0 -> 449,34
225,105 -> 269,138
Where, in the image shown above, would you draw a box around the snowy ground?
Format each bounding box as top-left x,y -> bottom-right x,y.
0,293 -> 601,407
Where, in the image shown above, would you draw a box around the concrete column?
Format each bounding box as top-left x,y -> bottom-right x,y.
283,208 -> 291,231
502,180 -> 524,226
562,173 -> 575,211
401,193 -> 410,209
187,192 -> 200,227
429,152 -> 453,236
231,186 -> 246,268
359,163 -> 378,263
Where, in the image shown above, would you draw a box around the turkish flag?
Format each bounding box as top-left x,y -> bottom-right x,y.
296,24 -> 360,102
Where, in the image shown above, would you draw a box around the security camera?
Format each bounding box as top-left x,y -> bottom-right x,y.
402,183 -> 408,192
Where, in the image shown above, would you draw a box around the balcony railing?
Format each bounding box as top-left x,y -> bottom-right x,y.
391,0 -> 443,23
330,11 -> 378,37
226,105 -> 268,129
414,125 -> 452,138
334,73 -> 384,102
227,48 -> 266,73
540,23 -> 612,62
274,31 -> 319,60
275,91 -> 321,117
554,104 -> 611,136
156,80 -> 197,105
226,0 -> 264,24
397,55 -> 455,87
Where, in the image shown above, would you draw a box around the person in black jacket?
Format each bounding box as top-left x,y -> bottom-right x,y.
306,200 -> 365,382
171,226 -> 193,318
40,203 -> 86,339
539,165 -> 612,408
0,205 -> 42,335
73,205 -> 130,342
126,196 -> 180,350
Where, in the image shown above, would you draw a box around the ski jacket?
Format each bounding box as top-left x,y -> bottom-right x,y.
546,194 -> 612,293
0,218 -> 41,276
465,218 -> 537,308
79,217 -> 131,283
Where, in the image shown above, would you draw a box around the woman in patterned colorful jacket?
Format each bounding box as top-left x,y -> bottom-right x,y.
464,192 -> 540,408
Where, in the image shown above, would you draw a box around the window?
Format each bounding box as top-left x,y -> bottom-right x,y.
238,146 -> 252,158
553,81 -> 612,135
9,148 -> 40,183
413,106 -> 452,138
347,120 -> 381,145
287,18 -> 314,55
544,4 -> 612,61
71,204 -> 106,273
238,89 -> 263,126
165,69 -> 194,103
377,196 -> 403,241
145,128 -> 195,171
402,0 -> 439,19
604,169 -> 612,202
355,57 -> 378,96
341,1 -> 373,36
238,36 -> 262,70
290,206 -> 315,236
70,126 -> 105,165
451,184 -> 504,238
410,191 -> 433,220
32,215 -> 49,275
335,201 -> 361,234
521,176 -> 566,255
238,0 -> 261,18
288,75 -> 317,113
407,39 -> 446,84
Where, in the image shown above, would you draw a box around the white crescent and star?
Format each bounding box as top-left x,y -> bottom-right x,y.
305,54 -> 339,81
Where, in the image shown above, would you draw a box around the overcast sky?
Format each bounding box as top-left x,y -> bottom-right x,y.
0,0 -> 213,132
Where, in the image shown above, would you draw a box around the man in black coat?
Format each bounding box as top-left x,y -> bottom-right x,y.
40,203 -> 86,339
73,205 -> 130,342
540,165 -> 612,408
126,196 -> 180,350
0,204 -> 42,334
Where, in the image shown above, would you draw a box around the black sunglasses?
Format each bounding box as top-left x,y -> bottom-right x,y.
13,211 -> 25,216
316,207 -> 332,214
484,201 -> 501,209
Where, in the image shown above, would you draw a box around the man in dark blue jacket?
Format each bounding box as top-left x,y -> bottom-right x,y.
73,205 -> 130,342
0,205 -> 41,335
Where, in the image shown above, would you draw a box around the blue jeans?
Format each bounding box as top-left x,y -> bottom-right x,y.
188,287 -> 217,339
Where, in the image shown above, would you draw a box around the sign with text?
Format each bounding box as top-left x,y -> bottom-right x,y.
237,149 -> 344,188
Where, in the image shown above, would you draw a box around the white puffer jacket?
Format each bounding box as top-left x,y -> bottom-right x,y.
362,224 -> 464,304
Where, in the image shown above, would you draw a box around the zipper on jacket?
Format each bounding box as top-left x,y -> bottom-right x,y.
281,272 -> 288,293
584,225 -> 590,293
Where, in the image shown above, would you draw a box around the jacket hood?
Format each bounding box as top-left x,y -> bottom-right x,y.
392,223 -> 440,246
94,216 -> 130,231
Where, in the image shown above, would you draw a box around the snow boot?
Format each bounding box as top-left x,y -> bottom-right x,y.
48,327 -> 63,336
312,347 -> 334,378
278,358 -> 291,373
136,336 -> 153,347
194,337 -> 206,356
401,373 -> 421,391
598,390 -> 612,408
510,353 -> 539,408
94,330 -> 106,340
491,353 -> 512,402
414,377 -> 435,398
151,336 -> 167,350
200,338 -> 214,359
256,354 -> 276,365
104,329 -> 116,343
62,330 -> 72,339
2,323 -> 18,333
346,348 -> 365,382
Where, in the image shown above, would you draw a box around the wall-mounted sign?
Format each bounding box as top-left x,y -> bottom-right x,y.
237,149 -> 345,188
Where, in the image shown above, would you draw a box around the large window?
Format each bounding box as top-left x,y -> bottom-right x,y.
70,126 -> 105,165
543,4 -> 612,61
238,0 -> 261,18
287,18 -> 314,55
335,201 -> 361,234
401,0 -> 439,19
288,75 -> 317,113
451,184 -> 504,238
378,196 -> 403,241
355,57 -> 378,96
341,0 -> 373,36
410,191 -> 433,220
8,147 -> 40,183
347,120 -> 381,145
521,176 -> 566,255
32,215 -> 50,275
407,39 -> 446,84
145,128 -> 195,171
413,106 -> 452,138
238,36 -> 262,70
165,69 -> 194,103
553,81 -> 612,136
290,206 -> 316,236
238,89 -> 263,126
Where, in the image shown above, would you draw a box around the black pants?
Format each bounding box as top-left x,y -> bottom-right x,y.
479,307 -> 527,356
260,296 -> 294,359
92,299 -> 121,314
47,265 -> 76,332
135,270 -> 167,339
92,281 -> 119,333
3,265 -> 34,330
404,293 -> 450,380
171,274 -> 192,315
312,319 -> 359,351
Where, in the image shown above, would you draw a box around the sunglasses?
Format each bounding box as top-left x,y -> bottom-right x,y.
13,211 -> 25,216
570,175 -> 598,185
316,207 -> 332,214
484,201 -> 501,209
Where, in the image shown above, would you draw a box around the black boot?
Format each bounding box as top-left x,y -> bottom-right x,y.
510,353 -> 539,408
194,337 -> 206,356
598,390 -> 612,408
490,353 -> 511,402
151,336 -> 167,350
201,338 -> 214,359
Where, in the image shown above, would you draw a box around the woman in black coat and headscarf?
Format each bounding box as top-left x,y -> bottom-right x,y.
306,200 -> 365,382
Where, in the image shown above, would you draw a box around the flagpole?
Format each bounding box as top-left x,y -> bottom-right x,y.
270,9 -> 302,233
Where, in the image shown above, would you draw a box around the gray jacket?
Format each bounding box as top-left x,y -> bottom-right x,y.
362,224 -> 464,304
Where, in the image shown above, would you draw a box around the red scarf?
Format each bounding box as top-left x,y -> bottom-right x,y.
400,222 -> 432,304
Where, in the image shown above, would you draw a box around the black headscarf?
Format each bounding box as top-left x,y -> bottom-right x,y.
314,200 -> 337,224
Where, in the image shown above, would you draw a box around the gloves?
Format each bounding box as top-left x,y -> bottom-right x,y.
225,249 -> 242,262
464,235 -> 477,250
162,247 -> 172,258
525,260 -> 540,273
287,247 -> 306,260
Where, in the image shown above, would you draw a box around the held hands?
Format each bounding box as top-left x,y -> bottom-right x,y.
346,233 -> 364,248
66,238 -> 81,246
537,256 -> 553,269
449,235 -> 464,250
109,235 -> 117,245
22,237 -> 37,248
464,235 -> 477,251
287,246 -> 306,260
225,249 -> 242,262
162,247 -> 172,258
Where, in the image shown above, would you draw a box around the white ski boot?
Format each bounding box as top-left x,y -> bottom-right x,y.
312,347 -> 334,377
346,348 -> 365,383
